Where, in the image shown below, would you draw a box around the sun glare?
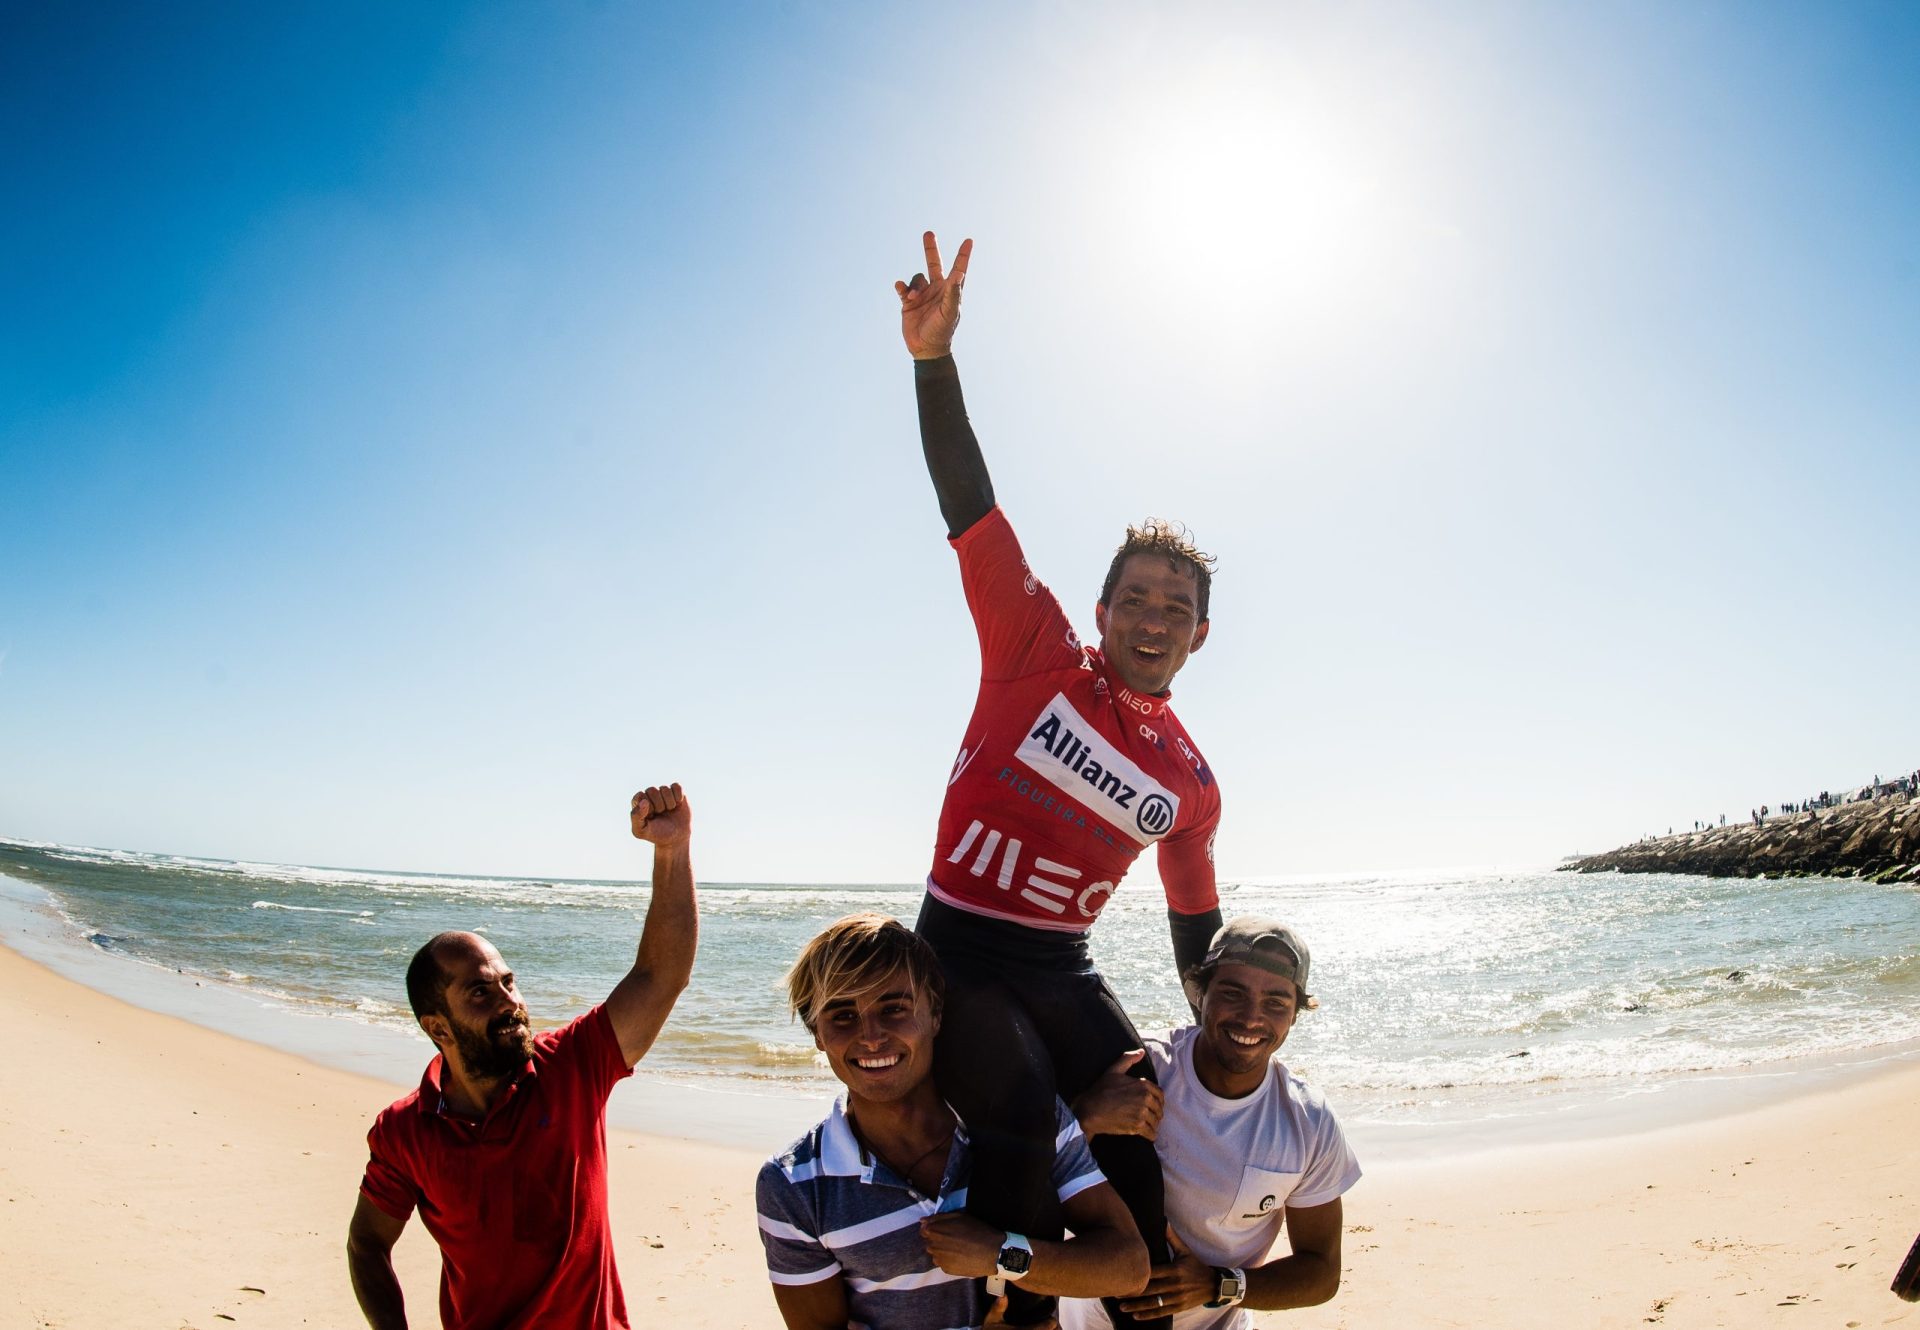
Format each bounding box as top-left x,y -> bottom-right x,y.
1088,70 -> 1452,355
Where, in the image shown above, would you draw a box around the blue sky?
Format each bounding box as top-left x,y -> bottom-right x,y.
4,2 -> 1916,883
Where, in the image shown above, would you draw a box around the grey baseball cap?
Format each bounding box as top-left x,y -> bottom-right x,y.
1189,916 -> 1312,1002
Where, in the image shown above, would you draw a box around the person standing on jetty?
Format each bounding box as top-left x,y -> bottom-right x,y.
345,783 -> 698,1330
897,231 -> 1225,1328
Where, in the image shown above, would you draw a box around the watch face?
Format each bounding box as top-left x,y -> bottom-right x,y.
1206,1270 -> 1244,1307
998,1244 -> 1033,1275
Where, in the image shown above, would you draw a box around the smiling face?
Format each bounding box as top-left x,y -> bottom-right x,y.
1095,552 -> 1210,696
420,935 -> 535,1082
1192,960 -> 1300,1098
812,967 -> 941,1109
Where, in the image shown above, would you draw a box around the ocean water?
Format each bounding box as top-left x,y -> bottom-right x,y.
4,836 -> 1919,1145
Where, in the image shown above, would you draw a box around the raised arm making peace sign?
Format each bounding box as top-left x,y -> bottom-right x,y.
893,227 -> 1226,1330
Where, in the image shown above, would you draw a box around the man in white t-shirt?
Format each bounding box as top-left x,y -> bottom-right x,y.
1061,917 -> 1360,1328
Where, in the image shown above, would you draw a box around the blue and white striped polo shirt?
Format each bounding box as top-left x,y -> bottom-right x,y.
757,1097 -> 1106,1330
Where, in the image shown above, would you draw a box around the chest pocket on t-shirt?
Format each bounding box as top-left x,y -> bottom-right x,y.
1225,1167 -> 1302,1225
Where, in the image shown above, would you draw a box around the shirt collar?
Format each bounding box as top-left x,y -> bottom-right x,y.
1092,658 -> 1172,716
417,1051 -> 537,1122
822,1095 -> 972,1195
820,1097 -> 870,1179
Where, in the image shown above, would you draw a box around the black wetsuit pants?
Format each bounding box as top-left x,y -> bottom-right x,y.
917,895 -> 1171,1330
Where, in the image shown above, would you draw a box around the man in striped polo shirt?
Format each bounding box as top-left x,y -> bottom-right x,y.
758,913 -> 1147,1329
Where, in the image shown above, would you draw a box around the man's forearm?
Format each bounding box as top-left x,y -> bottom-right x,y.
1020,1228 -> 1149,1299
633,842 -> 697,992
1168,907 -> 1222,1012
915,355 -> 995,538
347,1247 -> 408,1329
1242,1249 -> 1341,1310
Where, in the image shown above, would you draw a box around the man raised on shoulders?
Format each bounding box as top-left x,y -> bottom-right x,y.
345,783 -> 698,1330
757,912 -> 1148,1329
1063,918 -> 1360,1328
900,228 -> 1224,1330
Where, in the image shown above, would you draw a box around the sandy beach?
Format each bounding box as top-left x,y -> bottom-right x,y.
4,938 -> 1915,1330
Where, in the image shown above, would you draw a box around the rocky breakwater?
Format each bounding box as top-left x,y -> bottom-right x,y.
1564,795 -> 1920,882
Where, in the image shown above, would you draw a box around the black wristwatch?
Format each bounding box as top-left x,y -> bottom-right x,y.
993,1232 -> 1034,1282
1203,1266 -> 1246,1308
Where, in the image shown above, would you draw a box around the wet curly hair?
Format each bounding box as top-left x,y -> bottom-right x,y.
1099,519 -> 1217,621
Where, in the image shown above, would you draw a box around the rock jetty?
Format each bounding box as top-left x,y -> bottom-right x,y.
1563,794 -> 1920,882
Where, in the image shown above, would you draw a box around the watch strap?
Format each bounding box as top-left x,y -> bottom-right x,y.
993,1231 -> 1034,1282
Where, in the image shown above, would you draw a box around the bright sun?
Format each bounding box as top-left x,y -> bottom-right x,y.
1088,69 -> 1451,353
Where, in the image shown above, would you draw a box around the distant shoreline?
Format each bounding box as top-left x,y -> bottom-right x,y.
1565,791 -> 1920,881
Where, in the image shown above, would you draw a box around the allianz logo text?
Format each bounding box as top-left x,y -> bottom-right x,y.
1014,693 -> 1180,844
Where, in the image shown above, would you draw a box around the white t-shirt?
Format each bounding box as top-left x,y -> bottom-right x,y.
1060,1026 -> 1362,1330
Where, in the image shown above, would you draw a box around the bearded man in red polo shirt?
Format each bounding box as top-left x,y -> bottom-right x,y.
345,783 -> 697,1330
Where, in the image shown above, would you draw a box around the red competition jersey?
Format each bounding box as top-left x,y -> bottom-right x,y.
928,508 -> 1221,931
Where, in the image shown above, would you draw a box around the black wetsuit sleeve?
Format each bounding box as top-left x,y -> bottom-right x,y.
1169,906 -> 1223,1020
915,354 -> 995,539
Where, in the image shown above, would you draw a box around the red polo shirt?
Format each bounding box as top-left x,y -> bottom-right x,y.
360,1006 -> 633,1330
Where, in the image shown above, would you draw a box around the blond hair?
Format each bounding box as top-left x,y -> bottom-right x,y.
786,912 -> 945,1033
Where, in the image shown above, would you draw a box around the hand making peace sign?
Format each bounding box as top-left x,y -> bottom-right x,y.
895,230 -> 973,361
